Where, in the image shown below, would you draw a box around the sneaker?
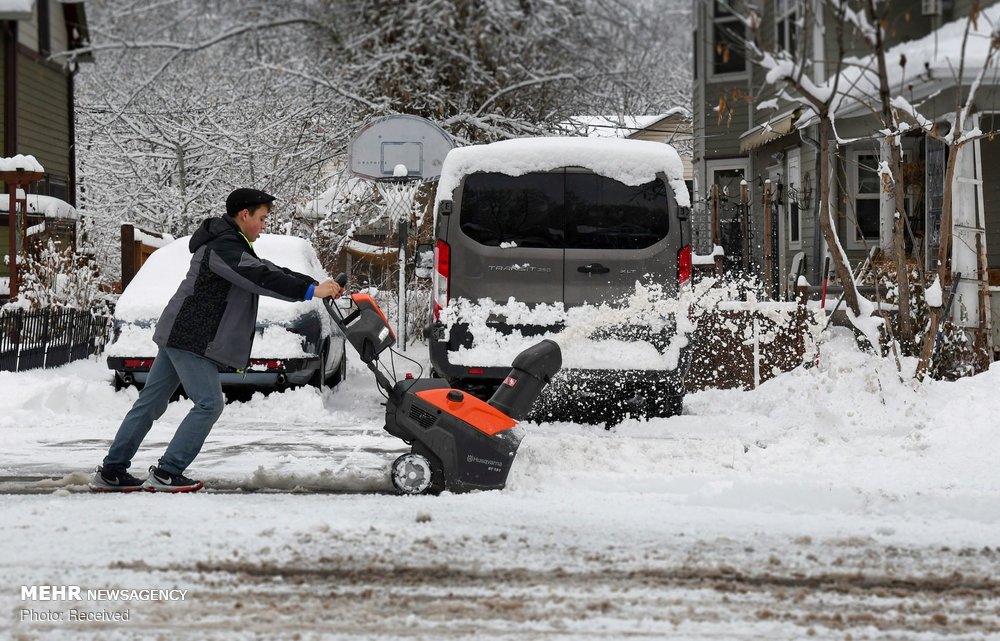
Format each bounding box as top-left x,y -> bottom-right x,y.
142,465 -> 204,493
89,465 -> 145,493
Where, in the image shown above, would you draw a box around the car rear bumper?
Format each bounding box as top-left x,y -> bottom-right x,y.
107,355 -> 321,387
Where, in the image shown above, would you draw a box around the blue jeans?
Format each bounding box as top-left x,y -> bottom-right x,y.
104,347 -> 225,475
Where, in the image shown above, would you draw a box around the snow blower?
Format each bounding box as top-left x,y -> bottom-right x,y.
325,274 -> 561,495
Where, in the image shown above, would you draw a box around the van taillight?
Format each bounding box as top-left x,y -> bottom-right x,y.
678,245 -> 692,286
433,239 -> 451,320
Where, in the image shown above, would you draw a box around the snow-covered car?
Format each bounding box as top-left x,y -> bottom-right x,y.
105,234 -> 346,391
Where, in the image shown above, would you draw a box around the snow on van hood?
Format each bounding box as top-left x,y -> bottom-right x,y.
434,137 -> 690,221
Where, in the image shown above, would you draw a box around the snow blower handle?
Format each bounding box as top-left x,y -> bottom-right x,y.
323,272 -> 397,364
322,273 -> 350,324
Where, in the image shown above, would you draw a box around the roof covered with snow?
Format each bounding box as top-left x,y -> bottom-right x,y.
436,137 -> 690,209
0,1 -> 33,21
0,194 -> 77,219
769,4 -> 1000,126
564,110 -> 690,138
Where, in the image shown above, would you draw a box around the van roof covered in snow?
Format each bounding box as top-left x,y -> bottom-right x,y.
435,137 -> 690,212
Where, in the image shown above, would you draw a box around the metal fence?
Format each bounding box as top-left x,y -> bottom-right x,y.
0,308 -> 112,372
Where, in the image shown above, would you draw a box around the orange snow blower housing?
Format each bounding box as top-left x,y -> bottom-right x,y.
325,275 -> 562,494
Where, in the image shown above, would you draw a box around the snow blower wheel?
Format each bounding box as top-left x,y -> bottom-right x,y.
391,453 -> 434,495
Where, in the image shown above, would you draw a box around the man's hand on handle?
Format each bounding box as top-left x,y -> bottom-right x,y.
314,279 -> 344,299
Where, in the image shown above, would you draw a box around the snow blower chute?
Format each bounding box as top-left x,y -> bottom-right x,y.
325,274 -> 561,495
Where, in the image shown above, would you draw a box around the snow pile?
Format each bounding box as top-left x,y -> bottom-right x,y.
132,228 -> 174,248
435,137 -> 690,216
508,326 -> 1000,515
1,327 -> 999,564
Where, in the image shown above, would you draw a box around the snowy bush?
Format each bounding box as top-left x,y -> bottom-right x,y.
7,240 -> 110,313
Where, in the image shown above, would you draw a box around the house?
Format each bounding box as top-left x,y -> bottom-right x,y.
565,111 -> 695,191
0,0 -> 91,295
692,0 -> 998,333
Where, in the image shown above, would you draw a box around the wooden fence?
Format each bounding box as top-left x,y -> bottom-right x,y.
0,308 -> 111,372
686,295 -> 818,391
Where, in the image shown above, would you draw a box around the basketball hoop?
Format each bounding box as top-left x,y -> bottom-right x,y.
347,116 -> 456,351
374,167 -> 422,226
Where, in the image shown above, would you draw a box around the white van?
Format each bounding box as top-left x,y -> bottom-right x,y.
426,137 -> 692,423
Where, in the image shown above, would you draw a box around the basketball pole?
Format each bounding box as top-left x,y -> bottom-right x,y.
397,216 -> 408,352
378,167 -> 415,353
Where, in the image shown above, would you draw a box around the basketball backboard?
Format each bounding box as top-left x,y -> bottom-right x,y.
349,114 -> 456,181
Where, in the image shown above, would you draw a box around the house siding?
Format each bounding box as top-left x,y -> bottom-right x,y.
15,52 -> 70,179
0,43 -> 4,154
16,1 -> 68,54
17,4 -> 38,52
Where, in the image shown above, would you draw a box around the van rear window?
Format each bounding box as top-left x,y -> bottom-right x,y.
459,171 -> 669,250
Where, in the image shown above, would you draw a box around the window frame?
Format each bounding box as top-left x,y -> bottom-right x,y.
774,0 -> 799,55
709,0 -> 748,80
846,150 -> 882,250
786,148 -> 803,249
705,158 -> 749,200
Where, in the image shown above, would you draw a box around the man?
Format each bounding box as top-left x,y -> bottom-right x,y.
91,188 -> 343,493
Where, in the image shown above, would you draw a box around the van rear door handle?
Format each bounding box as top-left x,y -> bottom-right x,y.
577,263 -> 611,275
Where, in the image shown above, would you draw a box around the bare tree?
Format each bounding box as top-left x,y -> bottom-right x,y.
71,0 -> 692,277
744,1 -> 869,326
886,2 -> 1000,378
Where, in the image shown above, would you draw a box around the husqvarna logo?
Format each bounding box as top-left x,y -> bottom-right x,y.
467,454 -> 503,468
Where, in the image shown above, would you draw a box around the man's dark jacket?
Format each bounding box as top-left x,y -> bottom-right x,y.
153,216 -> 316,369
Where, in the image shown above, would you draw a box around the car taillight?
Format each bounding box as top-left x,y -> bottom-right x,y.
678,245 -> 692,286
433,239 -> 450,320
468,367 -> 485,375
123,358 -> 154,369
249,359 -> 284,371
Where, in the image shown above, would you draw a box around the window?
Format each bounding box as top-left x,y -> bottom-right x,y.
775,0 -> 799,54
38,0 -> 50,56
849,152 -> 882,249
564,174 -> 669,250
694,28 -> 699,80
459,172 -> 565,248
712,1 -> 747,76
703,159 -> 748,259
43,176 -> 69,203
458,171 -> 670,251
706,160 -> 747,200
786,148 -> 802,248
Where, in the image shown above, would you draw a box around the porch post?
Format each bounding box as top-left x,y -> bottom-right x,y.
878,138 -> 895,253
950,119 -> 982,329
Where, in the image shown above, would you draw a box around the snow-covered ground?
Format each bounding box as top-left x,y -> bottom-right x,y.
1,329 -> 999,640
